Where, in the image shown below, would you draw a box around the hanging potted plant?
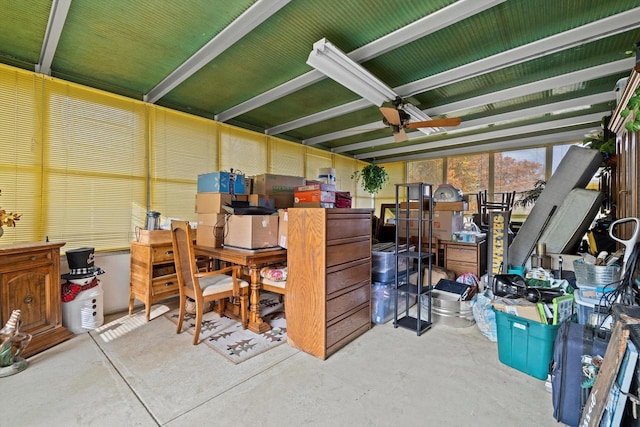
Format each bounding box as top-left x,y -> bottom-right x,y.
351,163 -> 389,194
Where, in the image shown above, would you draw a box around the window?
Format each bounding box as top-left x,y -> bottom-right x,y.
447,154 -> 489,196
495,148 -> 545,217
407,159 -> 444,187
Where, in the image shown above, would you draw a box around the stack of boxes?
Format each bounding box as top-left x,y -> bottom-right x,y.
195,172 -> 353,250
251,173 -> 306,209
196,172 -> 307,250
293,181 -> 336,208
195,171 -> 248,248
397,200 -> 467,241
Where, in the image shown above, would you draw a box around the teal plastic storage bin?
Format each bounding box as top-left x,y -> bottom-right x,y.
494,309 -> 560,380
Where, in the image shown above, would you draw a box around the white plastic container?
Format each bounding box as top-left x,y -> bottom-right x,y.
574,289 -> 611,329
62,283 -> 104,334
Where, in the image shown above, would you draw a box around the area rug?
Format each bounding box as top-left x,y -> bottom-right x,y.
164,292 -> 287,364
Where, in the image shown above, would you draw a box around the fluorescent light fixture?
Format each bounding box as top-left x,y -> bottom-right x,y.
307,37 -> 438,136
306,38 -> 397,107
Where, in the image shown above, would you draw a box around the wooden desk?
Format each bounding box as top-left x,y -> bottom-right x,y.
194,245 -> 287,334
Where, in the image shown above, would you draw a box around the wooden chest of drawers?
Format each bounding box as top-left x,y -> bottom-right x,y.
286,208 -> 372,359
443,240 -> 487,278
129,240 -> 179,321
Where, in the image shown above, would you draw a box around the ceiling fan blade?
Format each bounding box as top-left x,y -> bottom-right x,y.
393,128 -> 407,142
380,107 -> 401,126
405,117 -> 462,128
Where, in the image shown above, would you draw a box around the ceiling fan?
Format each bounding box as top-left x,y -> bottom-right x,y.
380,96 -> 461,142
306,38 -> 462,143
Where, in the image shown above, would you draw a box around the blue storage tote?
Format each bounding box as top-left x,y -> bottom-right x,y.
494,309 -> 560,380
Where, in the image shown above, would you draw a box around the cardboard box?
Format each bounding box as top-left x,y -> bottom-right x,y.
195,193 -> 247,213
196,225 -> 224,248
398,201 -> 468,211
248,194 -> 275,209
278,209 -> 288,249
294,190 -> 336,203
251,174 -> 305,208
492,298 -> 543,323
294,182 -> 336,192
223,214 -> 279,249
136,229 -> 173,244
452,231 -> 487,243
136,228 -> 198,244
396,209 -> 420,237
197,213 -> 226,227
432,210 -> 464,239
434,201 -> 468,211
197,171 -> 246,195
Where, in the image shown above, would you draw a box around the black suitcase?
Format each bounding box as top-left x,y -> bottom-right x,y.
551,321 -> 611,427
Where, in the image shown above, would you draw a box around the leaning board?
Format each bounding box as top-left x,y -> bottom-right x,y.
507,146 -> 602,267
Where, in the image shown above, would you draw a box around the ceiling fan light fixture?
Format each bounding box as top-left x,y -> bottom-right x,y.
307,38 -> 396,107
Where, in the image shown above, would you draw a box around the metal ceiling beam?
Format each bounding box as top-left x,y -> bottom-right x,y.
331,92 -> 614,154
269,8 -> 640,136
312,59 -> 628,148
379,129 -> 592,163
145,0 -> 290,104
216,0 -> 505,123
35,0 -> 72,75
354,112 -> 604,160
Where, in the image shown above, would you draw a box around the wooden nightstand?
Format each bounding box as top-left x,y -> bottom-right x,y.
443,240 -> 487,278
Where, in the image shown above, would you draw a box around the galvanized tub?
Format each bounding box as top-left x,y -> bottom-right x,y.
422,290 -> 475,328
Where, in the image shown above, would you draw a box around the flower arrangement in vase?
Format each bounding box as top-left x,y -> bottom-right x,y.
0,190 -> 21,236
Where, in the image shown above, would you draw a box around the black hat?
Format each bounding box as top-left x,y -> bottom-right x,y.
61,247 -> 105,280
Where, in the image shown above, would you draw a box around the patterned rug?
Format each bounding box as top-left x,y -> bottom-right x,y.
164,292 -> 287,364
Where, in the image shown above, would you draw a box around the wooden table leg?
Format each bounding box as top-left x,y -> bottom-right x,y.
247,266 -> 271,334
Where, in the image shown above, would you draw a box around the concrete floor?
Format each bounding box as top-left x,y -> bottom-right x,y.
1,300 -> 560,427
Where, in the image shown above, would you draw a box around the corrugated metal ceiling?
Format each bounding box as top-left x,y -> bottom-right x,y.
1,0 -> 639,162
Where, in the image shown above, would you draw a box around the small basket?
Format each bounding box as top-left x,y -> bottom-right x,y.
573,259 -> 621,287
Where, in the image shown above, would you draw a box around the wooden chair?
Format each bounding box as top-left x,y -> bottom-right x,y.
260,265 -> 286,302
171,220 -> 249,345
261,278 -> 286,302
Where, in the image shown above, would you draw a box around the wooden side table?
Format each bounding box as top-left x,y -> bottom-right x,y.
443,240 -> 487,278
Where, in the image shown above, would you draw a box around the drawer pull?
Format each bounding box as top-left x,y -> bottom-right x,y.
165,250 -> 174,256
164,281 -> 174,287
24,295 -> 34,304
31,256 -> 37,261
